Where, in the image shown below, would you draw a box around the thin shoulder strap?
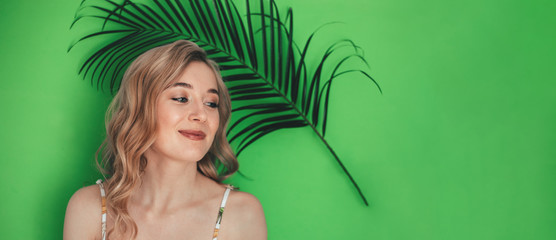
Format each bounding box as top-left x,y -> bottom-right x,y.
96,179 -> 107,240
212,185 -> 233,240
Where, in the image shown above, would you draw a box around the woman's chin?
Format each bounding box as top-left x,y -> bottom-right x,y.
173,151 -> 210,163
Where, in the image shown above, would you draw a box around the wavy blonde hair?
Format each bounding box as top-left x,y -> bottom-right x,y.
96,40 -> 238,239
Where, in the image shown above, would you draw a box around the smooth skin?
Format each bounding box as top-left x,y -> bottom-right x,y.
64,62 -> 267,240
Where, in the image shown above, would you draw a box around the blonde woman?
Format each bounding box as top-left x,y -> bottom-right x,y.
63,40 -> 267,240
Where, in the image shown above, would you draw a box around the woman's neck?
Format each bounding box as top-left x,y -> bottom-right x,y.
130,156 -> 207,214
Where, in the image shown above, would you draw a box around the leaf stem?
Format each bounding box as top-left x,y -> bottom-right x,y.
307,121 -> 370,206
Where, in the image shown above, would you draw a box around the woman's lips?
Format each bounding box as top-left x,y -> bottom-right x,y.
179,130 -> 206,141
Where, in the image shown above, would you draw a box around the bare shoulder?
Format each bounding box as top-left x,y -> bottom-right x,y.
221,190 -> 267,240
63,185 -> 102,240
227,190 -> 264,216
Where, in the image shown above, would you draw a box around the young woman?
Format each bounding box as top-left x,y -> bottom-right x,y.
64,40 -> 267,240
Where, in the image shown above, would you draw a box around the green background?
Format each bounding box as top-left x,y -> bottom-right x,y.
1,0 -> 555,239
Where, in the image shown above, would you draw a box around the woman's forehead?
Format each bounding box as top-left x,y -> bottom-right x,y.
167,81 -> 219,95
164,62 -> 219,91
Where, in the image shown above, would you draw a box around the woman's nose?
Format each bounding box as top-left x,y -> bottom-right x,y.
188,102 -> 207,122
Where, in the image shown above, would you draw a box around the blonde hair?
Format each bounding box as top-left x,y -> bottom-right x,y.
96,40 -> 238,239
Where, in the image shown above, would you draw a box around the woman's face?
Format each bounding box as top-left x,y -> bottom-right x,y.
146,61 -> 220,163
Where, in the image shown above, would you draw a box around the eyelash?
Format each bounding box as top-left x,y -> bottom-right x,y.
172,97 -> 188,103
171,97 -> 218,108
206,102 -> 219,108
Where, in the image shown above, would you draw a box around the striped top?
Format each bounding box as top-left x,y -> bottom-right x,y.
95,180 -> 233,240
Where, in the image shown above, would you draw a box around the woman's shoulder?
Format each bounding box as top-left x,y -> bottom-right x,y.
64,184 -> 103,240
227,190 -> 263,214
222,189 -> 267,239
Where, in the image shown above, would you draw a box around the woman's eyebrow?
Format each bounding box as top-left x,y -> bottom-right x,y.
172,82 -> 192,88
172,82 -> 218,94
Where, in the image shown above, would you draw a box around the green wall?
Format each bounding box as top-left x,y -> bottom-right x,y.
1,0 -> 555,239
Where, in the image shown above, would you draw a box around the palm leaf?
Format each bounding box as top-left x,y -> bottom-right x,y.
70,0 -> 381,206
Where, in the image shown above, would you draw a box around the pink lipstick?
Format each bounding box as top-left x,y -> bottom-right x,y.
179,130 -> 206,141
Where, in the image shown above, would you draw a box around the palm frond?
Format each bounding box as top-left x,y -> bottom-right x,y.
70,0 -> 380,206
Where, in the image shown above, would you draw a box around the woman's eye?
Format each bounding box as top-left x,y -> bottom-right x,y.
206,102 -> 219,108
172,97 -> 188,103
